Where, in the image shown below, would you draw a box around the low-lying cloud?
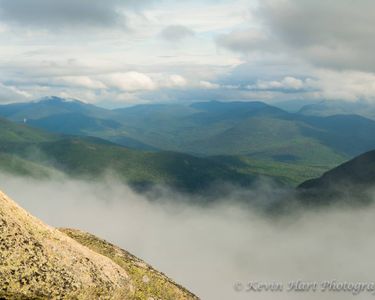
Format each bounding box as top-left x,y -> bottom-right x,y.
1,173 -> 375,299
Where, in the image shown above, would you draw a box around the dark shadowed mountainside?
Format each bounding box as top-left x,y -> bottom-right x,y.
298,150 -> 375,205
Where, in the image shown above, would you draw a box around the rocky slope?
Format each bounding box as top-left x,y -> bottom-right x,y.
0,189 -> 198,299
61,229 -> 197,300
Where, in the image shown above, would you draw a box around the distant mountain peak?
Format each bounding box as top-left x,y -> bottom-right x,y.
36,96 -> 86,105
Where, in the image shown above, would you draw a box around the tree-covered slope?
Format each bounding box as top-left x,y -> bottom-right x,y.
298,150 -> 375,205
34,138 -> 256,192
0,117 -> 258,192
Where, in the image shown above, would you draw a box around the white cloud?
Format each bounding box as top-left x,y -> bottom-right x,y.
104,72 -> 157,92
281,76 -> 304,90
309,70 -> 375,102
55,76 -> 107,90
99,72 -> 194,93
162,74 -> 188,88
248,76 -> 306,91
0,83 -> 31,102
199,81 -> 220,90
243,71 -> 375,103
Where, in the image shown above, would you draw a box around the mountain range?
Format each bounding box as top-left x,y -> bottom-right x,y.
3,97 -> 375,167
298,100 -> 375,120
3,96 -> 375,190
0,117 -> 259,193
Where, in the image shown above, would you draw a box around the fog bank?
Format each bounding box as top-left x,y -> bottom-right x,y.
1,173 -> 375,300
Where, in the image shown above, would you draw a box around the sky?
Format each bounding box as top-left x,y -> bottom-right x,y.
0,0 -> 374,107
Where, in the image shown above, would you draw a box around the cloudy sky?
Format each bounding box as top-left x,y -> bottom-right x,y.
0,0 -> 374,107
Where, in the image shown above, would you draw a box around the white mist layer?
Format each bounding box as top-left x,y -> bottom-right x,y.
1,173 -> 375,300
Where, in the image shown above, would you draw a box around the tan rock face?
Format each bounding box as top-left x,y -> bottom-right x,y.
0,190 -> 133,299
0,190 -> 199,299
